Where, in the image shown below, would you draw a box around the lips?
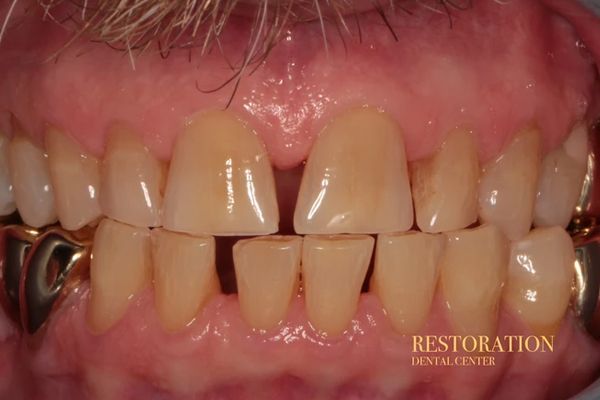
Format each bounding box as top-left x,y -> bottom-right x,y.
1,0 -> 600,399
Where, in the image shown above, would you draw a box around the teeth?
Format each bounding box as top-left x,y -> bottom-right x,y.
0,133 -> 15,216
7,134 -> 57,227
100,125 -> 165,228
88,218 -> 152,334
302,234 -> 374,336
534,124 -> 588,228
233,235 -> 302,330
151,229 -> 219,332
45,128 -> 102,230
503,227 -> 575,335
440,224 -> 508,337
162,111 -> 279,236
370,231 -> 445,334
478,128 -> 541,240
410,129 -> 479,232
294,108 -> 413,234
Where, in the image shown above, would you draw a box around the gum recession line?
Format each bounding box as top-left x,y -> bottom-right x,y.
0,1 -> 600,400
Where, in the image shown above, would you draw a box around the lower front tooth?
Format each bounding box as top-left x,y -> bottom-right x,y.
440,224 -> 508,337
151,229 -> 219,332
233,235 -> 302,330
534,123 -> 588,228
503,227 -> 575,335
370,231 -> 445,335
89,218 -> 152,334
302,235 -> 374,337
8,134 -> 57,228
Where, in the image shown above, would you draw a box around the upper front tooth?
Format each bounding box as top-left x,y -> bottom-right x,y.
233,235 -> 302,330
440,224 -> 508,337
534,123 -> 588,228
100,125 -> 165,228
8,133 -> 57,227
503,227 -> 575,335
46,127 -> 102,231
371,231 -> 445,334
0,133 -> 15,216
478,127 -> 541,240
410,129 -> 479,233
302,234 -> 374,336
151,229 -> 219,332
294,108 -> 413,234
88,218 -> 152,334
162,111 -> 279,236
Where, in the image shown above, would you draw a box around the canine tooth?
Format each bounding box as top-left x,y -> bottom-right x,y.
100,125 -> 164,228
478,128 -> 541,240
46,128 -> 102,230
440,224 -> 508,337
371,231 -> 445,334
233,236 -> 302,330
151,229 -> 219,332
162,111 -> 278,236
504,227 -> 575,335
411,129 -> 479,232
294,108 -> 413,234
8,134 -> 57,227
534,124 -> 588,228
88,218 -> 152,334
302,235 -> 373,336
0,133 -> 15,215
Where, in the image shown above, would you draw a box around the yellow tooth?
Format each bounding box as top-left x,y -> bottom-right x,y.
294,108 -> 413,234
8,134 -> 57,227
0,133 -> 15,215
440,224 -> 508,337
504,227 -> 575,335
534,124 -> 588,228
478,127 -> 541,240
151,229 -> 219,332
162,111 -> 279,236
302,234 -> 373,336
100,125 -> 164,228
88,218 -> 152,334
411,129 -> 479,233
371,231 -> 445,334
46,127 -> 102,230
233,235 -> 302,330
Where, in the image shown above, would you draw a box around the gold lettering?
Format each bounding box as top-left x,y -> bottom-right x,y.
413,336 -> 424,353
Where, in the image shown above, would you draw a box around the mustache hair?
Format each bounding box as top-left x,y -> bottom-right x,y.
1,0 -> 471,104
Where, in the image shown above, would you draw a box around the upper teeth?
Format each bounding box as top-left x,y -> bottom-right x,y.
0,108 -> 589,338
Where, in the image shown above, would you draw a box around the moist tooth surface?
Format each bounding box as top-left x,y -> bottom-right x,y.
0,133 -> 15,216
46,127 -> 103,231
162,111 -> 279,236
294,107 -> 413,234
233,235 -> 302,330
100,124 -> 165,228
151,229 -> 220,332
371,231 -> 445,335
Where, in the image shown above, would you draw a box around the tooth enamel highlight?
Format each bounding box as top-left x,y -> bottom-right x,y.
440,224 -> 508,337
100,125 -> 164,228
7,134 -> 57,227
162,111 -> 279,236
478,127 -> 541,240
294,108 -> 413,234
534,123 -> 588,228
302,235 -> 374,336
0,133 -> 15,216
151,229 -> 219,332
46,128 -> 102,230
233,235 -> 302,330
411,129 -> 479,232
370,231 -> 445,334
89,218 -> 152,334
504,227 -> 575,335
